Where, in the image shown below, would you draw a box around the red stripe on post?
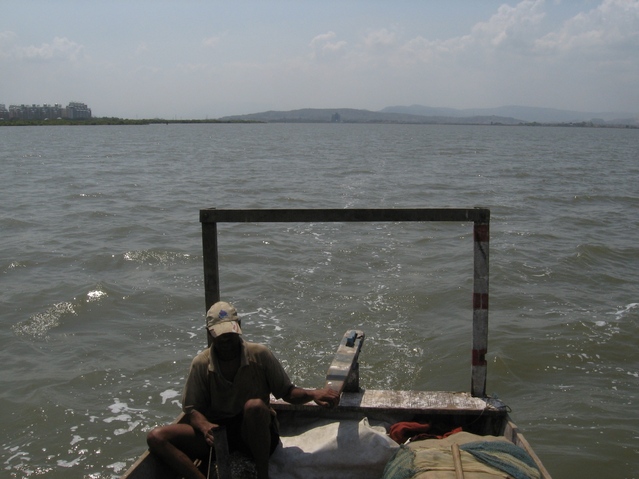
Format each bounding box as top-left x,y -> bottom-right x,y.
474,224 -> 489,243
472,349 -> 487,366
473,293 -> 489,310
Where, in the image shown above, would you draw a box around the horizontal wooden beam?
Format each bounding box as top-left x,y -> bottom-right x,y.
200,208 -> 489,224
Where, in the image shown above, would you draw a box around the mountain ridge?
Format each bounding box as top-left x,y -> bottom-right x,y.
381,104 -> 636,124
219,105 -> 638,126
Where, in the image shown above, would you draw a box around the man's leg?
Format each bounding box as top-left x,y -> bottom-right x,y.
147,423 -> 210,479
241,399 -> 274,479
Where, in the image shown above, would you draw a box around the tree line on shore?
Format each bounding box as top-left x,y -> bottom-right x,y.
0,117 -> 256,126
1,116 -> 635,129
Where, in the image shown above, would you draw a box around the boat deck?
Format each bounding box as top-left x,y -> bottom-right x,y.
272,389 -> 508,439
273,389 -> 500,415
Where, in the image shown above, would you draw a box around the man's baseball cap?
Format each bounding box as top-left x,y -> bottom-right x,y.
206,301 -> 242,337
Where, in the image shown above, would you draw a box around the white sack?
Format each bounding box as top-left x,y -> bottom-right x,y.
269,417 -> 400,479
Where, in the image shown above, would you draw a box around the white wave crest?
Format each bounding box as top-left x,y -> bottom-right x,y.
12,301 -> 76,338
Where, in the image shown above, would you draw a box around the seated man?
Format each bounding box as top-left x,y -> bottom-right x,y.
147,301 -> 340,479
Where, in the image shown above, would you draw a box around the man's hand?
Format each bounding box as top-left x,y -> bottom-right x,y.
203,424 -> 222,447
284,386 -> 341,408
311,387 -> 341,408
186,409 -> 219,446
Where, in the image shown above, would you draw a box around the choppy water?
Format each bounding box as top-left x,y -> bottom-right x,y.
1,123 -> 637,478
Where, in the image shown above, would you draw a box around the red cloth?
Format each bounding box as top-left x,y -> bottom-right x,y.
389,421 -> 463,444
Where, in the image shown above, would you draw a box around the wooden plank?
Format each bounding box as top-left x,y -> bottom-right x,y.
504,420 -> 553,479
324,330 -> 365,396
200,207 -> 490,224
273,389 -> 499,415
201,221 -> 220,315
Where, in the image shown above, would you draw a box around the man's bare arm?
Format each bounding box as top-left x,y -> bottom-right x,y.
185,409 -> 218,446
282,386 -> 340,408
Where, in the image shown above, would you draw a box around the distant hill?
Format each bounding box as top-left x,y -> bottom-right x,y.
381,104 -> 638,125
219,108 -> 522,125
218,105 -> 638,127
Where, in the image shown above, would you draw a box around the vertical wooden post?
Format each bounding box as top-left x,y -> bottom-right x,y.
471,217 -> 489,397
202,218 -> 220,345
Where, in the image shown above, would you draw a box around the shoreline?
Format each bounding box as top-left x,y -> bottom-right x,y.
1,118 -> 636,129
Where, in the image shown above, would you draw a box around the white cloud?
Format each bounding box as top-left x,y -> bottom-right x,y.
310,31 -> 337,47
363,28 -> 397,49
322,40 -> 347,53
396,0 -> 546,66
535,0 -> 639,53
0,31 -> 18,59
202,35 -> 223,49
309,31 -> 347,59
470,0 -> 546,47
400,34 -> 472,64
16,36 -> 85,62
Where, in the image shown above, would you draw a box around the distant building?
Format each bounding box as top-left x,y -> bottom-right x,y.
2,102 -> 91,120
65,102 -> 92,119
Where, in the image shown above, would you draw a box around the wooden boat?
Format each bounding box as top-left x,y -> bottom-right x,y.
121,208 -> 552,479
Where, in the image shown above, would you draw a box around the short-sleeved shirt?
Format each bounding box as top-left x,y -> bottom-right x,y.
181,339 -> 294,421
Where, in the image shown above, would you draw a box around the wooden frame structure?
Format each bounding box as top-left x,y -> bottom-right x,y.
200,207 -> 490,398
121,206 -> 555,479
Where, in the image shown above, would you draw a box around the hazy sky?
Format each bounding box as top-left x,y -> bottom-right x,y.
2,0 -> 638,118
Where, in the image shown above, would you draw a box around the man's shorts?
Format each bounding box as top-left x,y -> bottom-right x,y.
216,411 -> 281,457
